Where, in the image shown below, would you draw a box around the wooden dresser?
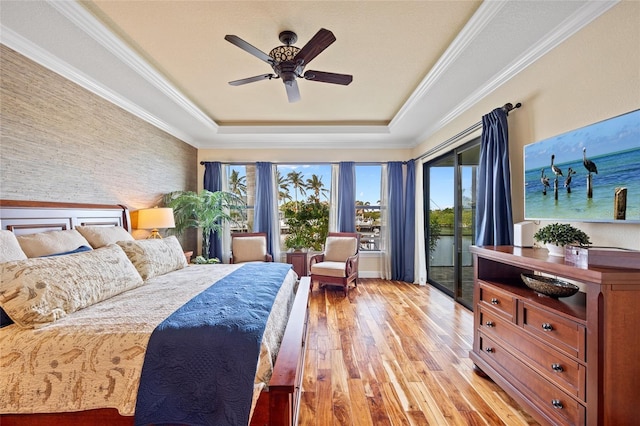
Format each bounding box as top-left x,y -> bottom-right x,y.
470,246 -> 640,426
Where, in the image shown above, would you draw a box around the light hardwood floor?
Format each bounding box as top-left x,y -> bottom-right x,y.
298,279 -> 538,426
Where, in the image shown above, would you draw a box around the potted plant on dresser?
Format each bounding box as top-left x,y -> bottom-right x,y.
533,222 -> 591,257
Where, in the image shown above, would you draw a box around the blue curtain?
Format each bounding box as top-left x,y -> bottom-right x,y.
476,108 -> 514,246
388,162 -> 404,280
386,160 -> 416,282
254,162 -> 274,256
402,161 -> 415,282
203,162 -> 223,260
337,162 -> 356,232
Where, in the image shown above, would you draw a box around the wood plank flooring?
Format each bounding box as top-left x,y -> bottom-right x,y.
298,279 -> 538,426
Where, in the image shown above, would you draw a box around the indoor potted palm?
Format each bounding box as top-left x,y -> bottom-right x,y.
533,223 -> 591,257
163,190 -> 244,261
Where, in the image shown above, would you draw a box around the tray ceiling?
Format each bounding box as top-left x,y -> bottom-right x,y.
0,1 -> 617,149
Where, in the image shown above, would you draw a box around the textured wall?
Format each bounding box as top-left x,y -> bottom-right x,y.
0,45 -> 197,211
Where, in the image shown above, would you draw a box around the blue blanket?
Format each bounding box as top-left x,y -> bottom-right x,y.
134,263 -> 293,426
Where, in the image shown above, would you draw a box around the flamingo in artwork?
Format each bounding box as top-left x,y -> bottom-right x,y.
583,147 -> 598,175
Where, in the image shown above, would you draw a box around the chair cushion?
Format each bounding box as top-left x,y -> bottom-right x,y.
324,237 -> 357,262
232,236 -> 267,263
310,261 -> 347,278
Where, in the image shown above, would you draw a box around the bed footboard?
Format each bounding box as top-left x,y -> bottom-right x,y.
251,276 -> 311,426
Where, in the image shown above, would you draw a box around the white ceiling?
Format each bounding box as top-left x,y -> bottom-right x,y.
0,1 -> 618,150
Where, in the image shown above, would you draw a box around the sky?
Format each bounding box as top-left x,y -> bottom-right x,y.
229,164 -> 383,205
524,109 -> 640,171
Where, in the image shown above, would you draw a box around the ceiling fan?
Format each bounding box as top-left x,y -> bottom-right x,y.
224,28 -> 353,103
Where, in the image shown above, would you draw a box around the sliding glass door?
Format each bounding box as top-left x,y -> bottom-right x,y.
425,139 -> 479,308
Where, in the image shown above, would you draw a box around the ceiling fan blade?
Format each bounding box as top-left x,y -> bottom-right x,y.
224,35 -> 273,64
304,70 -> 353,85
228,74 -> 276,86
294,28 -> 336,66
285,80 -> 301,103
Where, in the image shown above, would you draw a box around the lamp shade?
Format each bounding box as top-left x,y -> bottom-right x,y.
137,207 -> 175,230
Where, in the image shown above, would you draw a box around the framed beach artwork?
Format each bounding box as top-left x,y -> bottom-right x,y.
524,109 -> 640,223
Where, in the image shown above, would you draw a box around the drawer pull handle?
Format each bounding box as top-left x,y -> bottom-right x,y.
541,323 -> 554,331
484,347 -> 494,353
551,363 -> 564,372
551,399 -> 563,409
490,298 -> 499,305
485,321 -> 495,328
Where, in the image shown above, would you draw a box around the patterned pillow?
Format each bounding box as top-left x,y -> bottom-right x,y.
0,244 -> 143,328
0,230 -> 27,263
17,229 -> 91,258
117,236 -> 187,280
76,225 -> 134,248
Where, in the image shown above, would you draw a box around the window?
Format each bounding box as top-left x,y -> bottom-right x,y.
223,163 -> 384,253
277,164 -> 331,252
226,164 -> 254,232
355,165 -> 382,251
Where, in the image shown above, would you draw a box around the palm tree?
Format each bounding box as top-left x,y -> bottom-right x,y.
228,170 -> 247,200
276,169 -> 292,203
163,190 -> 244,259
287,171 -> 307,204
306,174 -> 329,202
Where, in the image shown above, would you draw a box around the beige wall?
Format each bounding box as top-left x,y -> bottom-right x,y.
413,1 -> 640,250
0,45 -> 198,248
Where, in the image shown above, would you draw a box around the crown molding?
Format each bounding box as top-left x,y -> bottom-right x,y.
48,0 -> 219,132
389,0 -> 506,131
415,0 -> 619,144
0,26 -> 196,145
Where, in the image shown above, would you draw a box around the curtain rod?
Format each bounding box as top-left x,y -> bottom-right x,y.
418,102 -> 521,162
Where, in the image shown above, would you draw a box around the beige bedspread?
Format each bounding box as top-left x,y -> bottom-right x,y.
0,264 -> 297,416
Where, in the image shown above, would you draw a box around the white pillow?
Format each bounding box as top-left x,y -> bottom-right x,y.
17,229 -> 91,258
0,230 -> 27,263
324,237 -> 357,262
0,244 -> 143,328
76,225 -> 134,248
117,236 -> 187,280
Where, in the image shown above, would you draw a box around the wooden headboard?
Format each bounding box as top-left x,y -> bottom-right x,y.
0,200 -> 131,235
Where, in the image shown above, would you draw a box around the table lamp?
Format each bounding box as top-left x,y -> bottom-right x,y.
137,207 -> 175,239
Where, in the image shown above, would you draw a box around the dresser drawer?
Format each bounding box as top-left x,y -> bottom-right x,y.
521,302 -> 586,360
478,307 -> 514,342
479,282 -> 516,321
478,334 -> 585,426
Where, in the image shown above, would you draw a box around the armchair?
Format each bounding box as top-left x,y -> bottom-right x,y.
309,232 -> 359,296
230,232 -> 273,264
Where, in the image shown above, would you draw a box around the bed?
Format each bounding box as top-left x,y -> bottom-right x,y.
0,200 -> 310,426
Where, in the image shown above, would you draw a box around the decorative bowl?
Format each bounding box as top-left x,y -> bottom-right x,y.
520,273 -> 579,298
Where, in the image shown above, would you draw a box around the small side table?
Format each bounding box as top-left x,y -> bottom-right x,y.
286,251 -> 308,277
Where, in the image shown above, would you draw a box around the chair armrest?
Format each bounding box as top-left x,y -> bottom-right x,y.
345,253 -> 359,275
309,253 -> 325,267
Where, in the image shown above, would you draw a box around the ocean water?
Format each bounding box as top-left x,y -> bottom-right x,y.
524,148 -> 640,222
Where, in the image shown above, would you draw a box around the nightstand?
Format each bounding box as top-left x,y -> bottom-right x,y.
286,251 -> 308,277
